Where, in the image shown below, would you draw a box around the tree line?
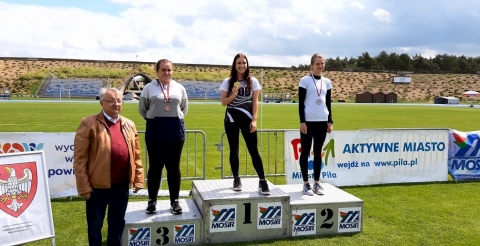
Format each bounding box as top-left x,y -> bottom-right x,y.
292,51 -> 480,73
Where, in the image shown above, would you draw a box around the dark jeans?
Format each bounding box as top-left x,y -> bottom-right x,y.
146,141 -> 184,203
300,121 -> 328,182
86,181 -> 129,246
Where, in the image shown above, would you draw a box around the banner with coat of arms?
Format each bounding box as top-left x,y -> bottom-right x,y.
0,151 -> 55,246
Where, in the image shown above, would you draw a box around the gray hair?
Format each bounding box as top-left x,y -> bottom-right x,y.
99,87 -> 122,100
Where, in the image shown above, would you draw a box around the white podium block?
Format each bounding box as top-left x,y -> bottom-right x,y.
122,199 -> 203,245
277,184 -> 364,237
192,178 -> 290,244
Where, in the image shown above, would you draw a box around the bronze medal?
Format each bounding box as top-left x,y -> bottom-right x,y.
164,105 -> 170,112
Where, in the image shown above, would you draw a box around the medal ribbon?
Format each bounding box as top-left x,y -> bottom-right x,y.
310,73 -> 323,98
159,80 -> 170,103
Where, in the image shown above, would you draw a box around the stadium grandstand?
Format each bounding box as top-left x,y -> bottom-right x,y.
264,92 -> 291,103
178,80 -> 221,100
36,75 -> 106,99
34,72 -> 279,101
118,74 -> 222,101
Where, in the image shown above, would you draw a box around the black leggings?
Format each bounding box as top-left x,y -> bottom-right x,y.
224,116 -> 265,179
300,121 -> 328,182
146,141 -> 184,203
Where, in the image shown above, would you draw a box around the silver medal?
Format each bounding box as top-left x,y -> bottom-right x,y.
316,98 -> 322,105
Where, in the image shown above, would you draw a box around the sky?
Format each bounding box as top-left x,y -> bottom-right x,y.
0,0 -> 479,67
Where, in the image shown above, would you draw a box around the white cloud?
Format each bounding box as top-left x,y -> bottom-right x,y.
350,1 -> 364,9
420,49 -> 437,58
329,2 -> 345,9
470,10 -> 480,17
373,8 -> 391,23
0,0 -> 479,66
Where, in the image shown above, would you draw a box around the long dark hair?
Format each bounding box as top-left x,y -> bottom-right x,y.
228,53 -> 252,93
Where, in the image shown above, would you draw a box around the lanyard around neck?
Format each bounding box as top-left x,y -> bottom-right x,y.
310,73 -> 323,97
158,80 -> 170,103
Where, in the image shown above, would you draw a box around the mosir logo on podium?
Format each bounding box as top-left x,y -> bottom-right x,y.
257,202 -> 282,229
338,207 -> 361,233
174,224 -> 195,244
210,204 -> 236,232
0,162 -> 37,218
127,227 -> 151,246
292,209 -> 316,236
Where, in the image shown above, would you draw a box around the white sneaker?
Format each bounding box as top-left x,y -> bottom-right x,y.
313,182 -> 324,195
303,183 -> 314,196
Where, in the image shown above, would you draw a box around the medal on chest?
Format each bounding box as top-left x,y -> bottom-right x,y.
310,74 -> 323,105
159,80 -> 171,111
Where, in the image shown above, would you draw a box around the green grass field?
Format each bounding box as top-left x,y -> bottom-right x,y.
1,101 -> 480,246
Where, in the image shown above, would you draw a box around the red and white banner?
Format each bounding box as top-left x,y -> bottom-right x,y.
0,133 -> 76,198
0,151 -> 55,246
285,129 -> 449,186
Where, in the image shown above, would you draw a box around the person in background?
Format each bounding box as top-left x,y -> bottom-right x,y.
139,59 -> 188,215
219,53 -> 270,195
73,87 -> 144,246
298,53 -> 334,196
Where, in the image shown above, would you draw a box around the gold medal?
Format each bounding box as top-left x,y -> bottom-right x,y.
164,105 -> 170,112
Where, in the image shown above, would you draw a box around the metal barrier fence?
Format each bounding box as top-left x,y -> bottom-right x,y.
138,130 -> 207,189
216,129 -> 294,184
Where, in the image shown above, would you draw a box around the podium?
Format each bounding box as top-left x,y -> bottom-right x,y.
122,179 -> 363,245
192,178 -> 290,244
122,199 -> 203,245
277,184 -> 363,236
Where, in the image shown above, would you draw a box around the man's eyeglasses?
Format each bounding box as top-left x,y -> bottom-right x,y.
103,99 -> 123,105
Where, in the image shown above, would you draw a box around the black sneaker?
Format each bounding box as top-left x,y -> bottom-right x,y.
233,176 -> 242,191
146,199 -> 157,214
258,180 -> 270,195
170,200 -> 183,215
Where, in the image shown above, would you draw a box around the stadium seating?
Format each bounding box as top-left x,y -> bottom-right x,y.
178,81 -> 221,100
43,79 -> 104,98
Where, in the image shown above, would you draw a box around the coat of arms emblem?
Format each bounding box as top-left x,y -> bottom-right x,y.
0,162 -> 38,218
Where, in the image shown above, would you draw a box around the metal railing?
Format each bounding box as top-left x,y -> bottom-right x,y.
34,73 -> 53,97
216,129 -> 293,184
138,129 -> 207,183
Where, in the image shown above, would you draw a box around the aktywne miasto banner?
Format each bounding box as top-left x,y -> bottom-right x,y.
448,129 -> 480,181
285,129 -> 448,186
0,133 -> 76,198
0,151 -> 55,246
